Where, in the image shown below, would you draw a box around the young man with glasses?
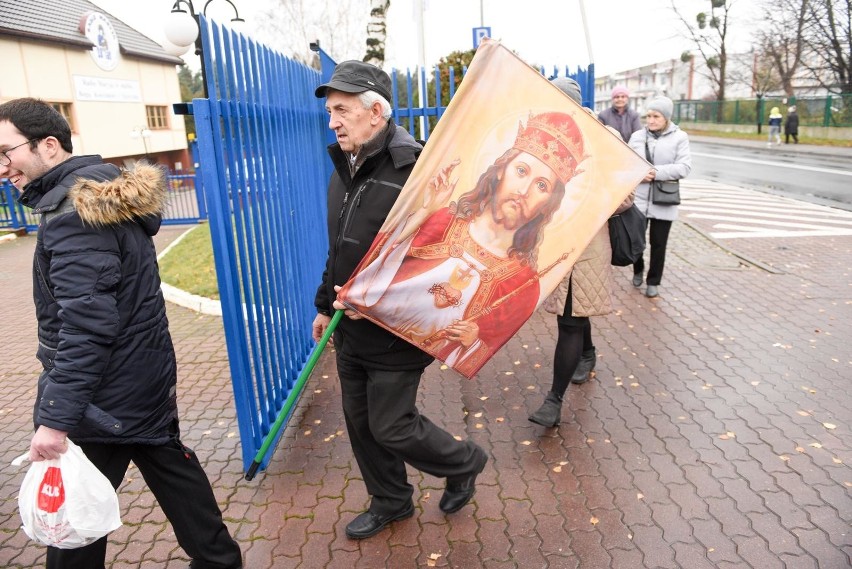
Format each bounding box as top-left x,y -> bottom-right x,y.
0,98 -> 242,569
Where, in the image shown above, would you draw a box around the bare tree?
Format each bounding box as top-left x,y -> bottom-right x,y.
364,0 -> 390,66
256,0 -> 370,66
755,0 -> 809,96
671,0 -> 738,103
801,0 -> 852,93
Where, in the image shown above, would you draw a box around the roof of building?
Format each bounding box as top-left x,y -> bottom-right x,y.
0,0 -> 184,66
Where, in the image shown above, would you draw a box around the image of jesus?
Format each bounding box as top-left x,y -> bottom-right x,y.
341,111 -> 586,377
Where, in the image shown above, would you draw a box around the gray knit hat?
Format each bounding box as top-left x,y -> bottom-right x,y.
550,77 -> 582,105
646,96 -> 673,120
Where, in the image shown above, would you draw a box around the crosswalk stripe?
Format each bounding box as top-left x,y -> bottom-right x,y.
679,180 -> 852,239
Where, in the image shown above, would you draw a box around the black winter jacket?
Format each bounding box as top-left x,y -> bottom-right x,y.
315,122 -> 434,370
19,156 -> 178,444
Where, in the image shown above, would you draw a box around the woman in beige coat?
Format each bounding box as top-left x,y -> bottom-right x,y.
529,194 -> 633,427
529,77 -> 637,427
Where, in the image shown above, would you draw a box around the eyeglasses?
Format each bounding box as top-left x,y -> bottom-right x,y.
0,138 -> 39,167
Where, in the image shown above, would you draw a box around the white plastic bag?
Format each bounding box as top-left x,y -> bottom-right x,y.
13,440 -> 122,548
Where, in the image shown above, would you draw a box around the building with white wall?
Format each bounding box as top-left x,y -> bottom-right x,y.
0,0 -> 189,170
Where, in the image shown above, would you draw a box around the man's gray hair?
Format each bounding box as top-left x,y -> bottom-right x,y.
358,90 -> 392,120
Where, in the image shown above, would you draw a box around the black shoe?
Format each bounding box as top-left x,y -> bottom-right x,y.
528,391 -> 563,427
345,502 -> 414,539
571,348 -> 596,384
632,274 -> 643,287
440,444 -> 488,514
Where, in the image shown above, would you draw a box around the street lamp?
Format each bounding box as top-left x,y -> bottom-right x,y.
163,0 -> 245,98
130,126 -> 152,159
164,0 -> 244,55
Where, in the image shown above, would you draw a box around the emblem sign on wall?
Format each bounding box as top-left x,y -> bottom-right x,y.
79,12 -> 121,72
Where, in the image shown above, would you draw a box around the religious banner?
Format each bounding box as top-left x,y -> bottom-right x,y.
337,39 -> 650,378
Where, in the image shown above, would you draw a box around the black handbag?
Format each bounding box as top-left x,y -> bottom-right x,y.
651,180 -> 681,205
644,135 -> 681,206
609,204 -> 646,266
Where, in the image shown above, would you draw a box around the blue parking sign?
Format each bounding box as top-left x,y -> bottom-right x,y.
473,27 -> 491,49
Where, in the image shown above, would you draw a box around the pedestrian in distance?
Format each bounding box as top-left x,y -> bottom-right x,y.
0,98 -> 242,569
785,105 -> 799,144
528,77 -> 636,427
627,96 -> 692,299
598,85 -> 642,143
768,106 -> 783,146
311,60 -> 488,540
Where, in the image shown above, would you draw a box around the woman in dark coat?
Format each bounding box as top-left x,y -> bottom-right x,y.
785,106 -> 799,144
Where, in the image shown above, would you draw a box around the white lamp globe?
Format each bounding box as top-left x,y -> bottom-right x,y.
161,37 -> 191,57
164,9 -> 199,47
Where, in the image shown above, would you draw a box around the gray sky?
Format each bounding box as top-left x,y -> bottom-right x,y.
89,0 -> 757,76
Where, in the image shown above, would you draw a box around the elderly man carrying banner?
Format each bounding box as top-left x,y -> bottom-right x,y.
312,61 -> 488,541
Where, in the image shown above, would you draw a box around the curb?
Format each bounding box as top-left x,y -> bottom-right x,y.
157,225 -> 223,317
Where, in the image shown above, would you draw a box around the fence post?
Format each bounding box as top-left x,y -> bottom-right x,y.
823,95 -> 832,127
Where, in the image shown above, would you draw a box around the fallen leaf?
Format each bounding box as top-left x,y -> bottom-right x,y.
314,389 -> 323,394
587,438 -> 595,443
496,417 -> 505,422
779,455 -> 790,461
833,457 -> 843,464
553,465 -> 562,473
474,412 -> 483,418
637,493 -> 644,500
314,420 -> 322,424
527,385 -> 536,390
590,516 -> 599,526
430,553 -> 442,560
227,432 -> 235,438
514,360 -> 521,365
475,423 -> 484,429
521,440 -> 532,446
795,447 -> 805,453
797,411 -> 810,417
809,442 -> 822,449
823,423 -> 837,430
440,364 -> 448,370
203,430 -> 212,435
303,430 -> 311,436
726,432 -> 736,438
453,435 -> 462,441
719,434 -> 730,440
480,396 -> 489,401
423,491 -> 430,501
630,383 -> 640,387
559,461 -> 568,466
504,371 -> 514,376
534,363 -> 542,368
751,381 -> 760,386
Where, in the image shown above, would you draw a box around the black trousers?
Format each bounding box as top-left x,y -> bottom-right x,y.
633,218 -> 673,286
337,356 -> 480,516
785,132 -> 799,144
46,428 -> 241,569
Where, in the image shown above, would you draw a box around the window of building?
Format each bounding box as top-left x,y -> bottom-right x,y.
146,105 -> 169,129
49,102 -> 75,132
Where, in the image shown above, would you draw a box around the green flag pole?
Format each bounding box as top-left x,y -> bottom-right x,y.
245,309 -> 343,481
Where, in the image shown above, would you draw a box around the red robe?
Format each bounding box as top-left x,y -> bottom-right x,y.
356,208 -> 540,377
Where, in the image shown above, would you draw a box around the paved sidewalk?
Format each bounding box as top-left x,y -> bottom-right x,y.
1,180 -> 850,568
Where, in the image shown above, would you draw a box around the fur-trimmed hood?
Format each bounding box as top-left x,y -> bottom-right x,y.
71,163 -> 167,228
19,156 -> 167,235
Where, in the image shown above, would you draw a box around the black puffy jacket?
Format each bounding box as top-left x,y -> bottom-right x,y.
19,156 -> 178,444
315,123 -> 434,370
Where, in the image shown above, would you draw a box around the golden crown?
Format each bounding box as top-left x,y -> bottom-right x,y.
512,112 -> 587,183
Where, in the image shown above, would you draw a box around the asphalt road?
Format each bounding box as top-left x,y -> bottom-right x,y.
688,137 -> 852,211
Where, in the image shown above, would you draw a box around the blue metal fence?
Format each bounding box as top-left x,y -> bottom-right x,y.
1,172 -> 206,232
190,15 -> 330,472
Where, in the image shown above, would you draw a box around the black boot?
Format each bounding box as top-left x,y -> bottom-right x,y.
571,348 -> 596,384
528,391 -> 563,427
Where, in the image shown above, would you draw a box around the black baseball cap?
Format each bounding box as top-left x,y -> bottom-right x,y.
314,60 -> 393,103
